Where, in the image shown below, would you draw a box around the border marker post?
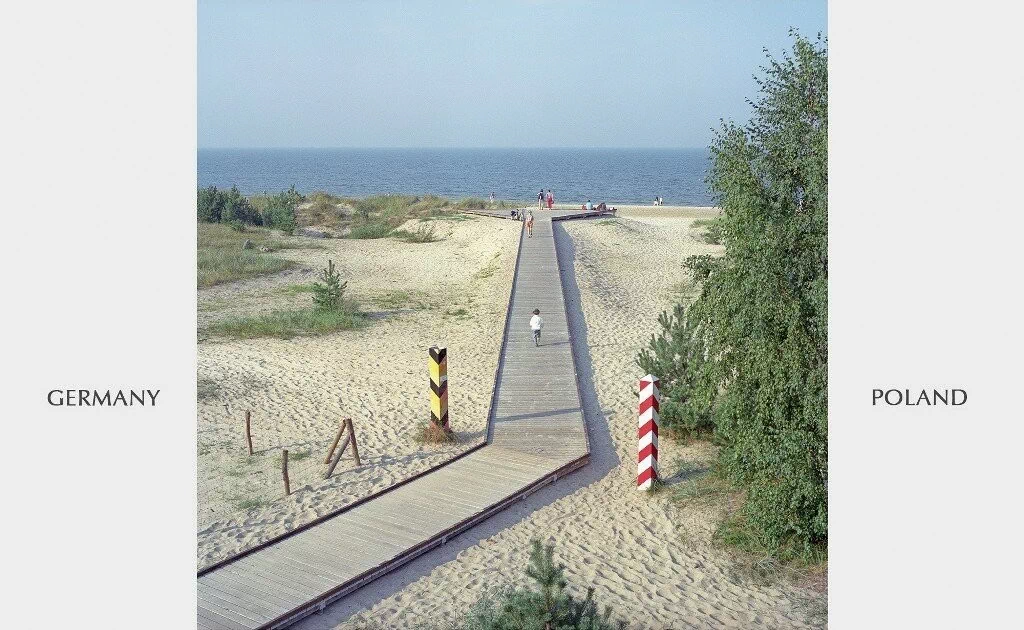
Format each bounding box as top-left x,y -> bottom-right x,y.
638,375 -> 660,490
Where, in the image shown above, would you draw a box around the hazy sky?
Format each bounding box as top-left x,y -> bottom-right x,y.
198,1 -> 826,148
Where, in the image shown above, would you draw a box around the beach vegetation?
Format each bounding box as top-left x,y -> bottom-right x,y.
453,197 -> 489,210
637,32 -> 827,559
415,420 -> 458,444
311,259 -> 348,311
346,222 -> 395,239
278,283 -> 316,296
459,539 -> 625,630
690,218 -> 724,244
206,307 -> 363,340
394,223 -> 441,243
199,184 -> 303,232
231,496 -> 268,512
198,222 -> 312,287
207,258 -> 363,339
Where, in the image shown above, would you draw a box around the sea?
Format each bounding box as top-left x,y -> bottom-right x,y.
198,148 -> 715,207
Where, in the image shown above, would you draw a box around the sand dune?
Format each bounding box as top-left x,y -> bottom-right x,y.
197,217 -> 519,569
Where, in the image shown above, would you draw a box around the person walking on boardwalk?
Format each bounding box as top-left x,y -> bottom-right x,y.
546,189 -> 554,209
525,209 -> 534,237
530,308 -> 544,346
537,189 -> 545,210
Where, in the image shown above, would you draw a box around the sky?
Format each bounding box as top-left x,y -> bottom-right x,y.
198,1 -> 826,149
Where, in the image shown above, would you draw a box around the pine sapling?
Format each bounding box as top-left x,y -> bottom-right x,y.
312,259 -> 347,312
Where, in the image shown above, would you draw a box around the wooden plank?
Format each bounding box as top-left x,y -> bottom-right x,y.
202,569 -> 305,610
251,544 -> 354,585
199,580 -> 290,621
215,562 -> 322,605
196,591 -> 262,630
197,605 -> 251,630
228,551 -> 338,594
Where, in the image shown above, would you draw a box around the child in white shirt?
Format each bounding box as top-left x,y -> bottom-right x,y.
529,308 -> 544,346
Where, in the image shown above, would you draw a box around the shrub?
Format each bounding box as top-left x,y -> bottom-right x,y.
691,218 -> 724,244
198,186 -> 222,222
636,303 -> 714,438
311,259 -> 347,311
394,223 -> 441,243
197,185 -> 300,231
346,222 -> 394,239
636,32 -> 827,555
459,540 -> 625,630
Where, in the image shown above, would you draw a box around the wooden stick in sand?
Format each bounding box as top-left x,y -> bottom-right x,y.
324,419 -> 348,464
245,410 -> 254,456
347,418 -> 361,467
282,449 -> 290,495
325,418 -> 360,478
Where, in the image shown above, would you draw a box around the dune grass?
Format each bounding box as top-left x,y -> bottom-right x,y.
346,222 -> 395,239
691,218 -> 724,245
206,304 -> 364,339
198,222 -> 313,287
343,194 -> 497,239
393,223 -> 441,243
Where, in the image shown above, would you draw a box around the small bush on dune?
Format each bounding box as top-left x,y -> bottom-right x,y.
311,259 -> 347,311
459,540 -> 625,630
394,223 -> 441,243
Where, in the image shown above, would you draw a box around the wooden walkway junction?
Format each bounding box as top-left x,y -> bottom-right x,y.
197,209 -> 611,630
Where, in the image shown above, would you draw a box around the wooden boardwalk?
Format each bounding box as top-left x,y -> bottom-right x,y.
197,210 -> 605,630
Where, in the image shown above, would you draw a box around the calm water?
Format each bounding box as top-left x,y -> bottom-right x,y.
198,148 -> 715,206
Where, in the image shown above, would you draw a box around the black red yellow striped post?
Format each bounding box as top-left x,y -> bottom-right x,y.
429,346 -> 449,430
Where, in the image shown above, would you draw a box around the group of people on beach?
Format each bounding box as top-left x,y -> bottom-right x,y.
580,200 -> 614,214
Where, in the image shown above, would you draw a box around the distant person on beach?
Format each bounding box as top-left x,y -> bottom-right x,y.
489,191 -> 495,203
585,199 -> 593,211
530,308 -> 544,346
596,202 -> 608,212
546,189 -> 554,209
525,210 -> 534,237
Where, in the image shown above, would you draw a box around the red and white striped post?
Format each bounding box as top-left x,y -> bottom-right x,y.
638,374 -> 660,490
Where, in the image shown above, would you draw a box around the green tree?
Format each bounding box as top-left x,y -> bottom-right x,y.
311,259 -> 347,312
638,32 -> 827,554
461,540 -> 625,630
197,185 -> 222,222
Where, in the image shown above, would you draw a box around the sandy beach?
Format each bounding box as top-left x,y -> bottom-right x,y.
262,208 -> 826,629
197,216 -> 519,568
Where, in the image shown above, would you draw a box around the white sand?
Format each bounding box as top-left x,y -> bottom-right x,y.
197,217 -> 519,568
290,213 -> 826,629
